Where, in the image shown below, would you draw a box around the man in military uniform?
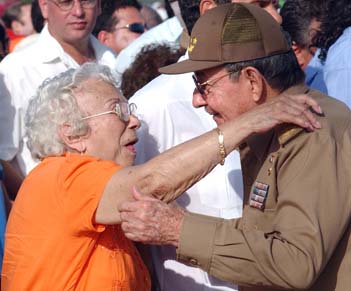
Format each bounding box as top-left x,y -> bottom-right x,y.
119,3 -> 351,291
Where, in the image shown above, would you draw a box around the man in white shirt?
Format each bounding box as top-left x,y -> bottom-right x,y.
0,0 -> 116,175
130,0 -> 281,290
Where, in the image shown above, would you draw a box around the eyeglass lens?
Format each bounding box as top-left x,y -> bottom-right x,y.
117,102 -> 137,122
54,0 -> 96,10
192,74 -> 205,95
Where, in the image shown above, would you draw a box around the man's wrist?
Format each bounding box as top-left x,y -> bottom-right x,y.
170,206 -> 186,247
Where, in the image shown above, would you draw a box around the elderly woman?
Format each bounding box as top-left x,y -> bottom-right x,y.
2,63 -> 320,290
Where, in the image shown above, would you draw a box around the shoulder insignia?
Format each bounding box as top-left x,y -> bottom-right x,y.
278,126 -> 304,146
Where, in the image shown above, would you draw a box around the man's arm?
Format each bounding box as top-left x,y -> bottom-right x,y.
120,115 -> 351,290
177,125 -> 351,289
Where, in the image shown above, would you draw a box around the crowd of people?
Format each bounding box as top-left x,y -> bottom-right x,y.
0,0 -> 350,290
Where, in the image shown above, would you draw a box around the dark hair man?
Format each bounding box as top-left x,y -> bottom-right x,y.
281,0 -> 327,93
281,0 -> 323,70
120,3 -> 351,291
93,0 -> 145,54
312,0 -> 351,108
2,0 -> 35,51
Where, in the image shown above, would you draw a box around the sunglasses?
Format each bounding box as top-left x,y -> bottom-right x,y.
115,23 -> 145,34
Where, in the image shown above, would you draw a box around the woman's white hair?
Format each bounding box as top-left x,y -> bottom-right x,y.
25,62 -> 120,160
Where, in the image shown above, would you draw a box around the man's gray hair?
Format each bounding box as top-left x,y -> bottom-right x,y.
25,62 -> 120,161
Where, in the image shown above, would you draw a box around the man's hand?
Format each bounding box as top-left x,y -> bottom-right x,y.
119,186 -> 186,247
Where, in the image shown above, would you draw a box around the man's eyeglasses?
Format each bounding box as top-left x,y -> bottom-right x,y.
192,71 -> 234,95
49,0 -> 97,11
115,23 -> 145,34
81,102 -> 137,122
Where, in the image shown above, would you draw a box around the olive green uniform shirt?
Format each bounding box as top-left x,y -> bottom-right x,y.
177,84 -> 351,290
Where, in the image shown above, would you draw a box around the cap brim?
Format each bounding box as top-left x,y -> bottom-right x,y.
159,59 -> 225,75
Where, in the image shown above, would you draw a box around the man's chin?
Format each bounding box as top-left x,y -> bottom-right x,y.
213,115 -> 224,125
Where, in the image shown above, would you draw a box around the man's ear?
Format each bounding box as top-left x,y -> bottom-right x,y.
199,0 -> 217,16
97,30 -> 112,46
241,67 -> 265,103
11,20 -> 22,35
59,124 -> 87,153
292,41 -> 305,68
38,0 -> 48,19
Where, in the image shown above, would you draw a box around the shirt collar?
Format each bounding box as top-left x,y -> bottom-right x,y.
38,25 -> 66,63
37,25 -> 115,65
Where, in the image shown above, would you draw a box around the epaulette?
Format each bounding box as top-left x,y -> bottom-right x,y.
277,125 -> 304,146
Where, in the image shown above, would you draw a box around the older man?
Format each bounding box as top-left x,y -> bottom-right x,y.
0,0 -> 116,175
120,3 -> 351,291
128,1 -> 281,290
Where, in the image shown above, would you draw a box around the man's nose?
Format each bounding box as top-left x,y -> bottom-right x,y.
192,89 -> 207,108
71,0 -> 85,17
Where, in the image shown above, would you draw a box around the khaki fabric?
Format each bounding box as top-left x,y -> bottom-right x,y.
177,84 -> 351,291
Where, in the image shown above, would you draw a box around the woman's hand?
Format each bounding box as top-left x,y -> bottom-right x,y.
120,187 -> 185,246
236,93 -> 322,135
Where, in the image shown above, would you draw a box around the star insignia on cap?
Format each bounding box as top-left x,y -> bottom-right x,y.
188,37 -> 197,53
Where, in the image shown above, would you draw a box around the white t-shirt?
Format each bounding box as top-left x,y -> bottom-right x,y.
130,55 -> 243,291
0,25 -> 116,175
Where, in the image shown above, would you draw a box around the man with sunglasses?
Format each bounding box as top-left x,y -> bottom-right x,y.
0,0 -> 117,176
93,0 -> 146,54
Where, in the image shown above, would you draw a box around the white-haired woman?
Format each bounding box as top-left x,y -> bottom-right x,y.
2,63 -> 321,290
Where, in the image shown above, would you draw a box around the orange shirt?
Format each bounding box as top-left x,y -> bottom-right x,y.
2,154 -> 150,290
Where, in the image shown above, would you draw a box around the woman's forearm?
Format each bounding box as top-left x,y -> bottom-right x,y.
95,119 -> 246,224
135,118 -> 248,202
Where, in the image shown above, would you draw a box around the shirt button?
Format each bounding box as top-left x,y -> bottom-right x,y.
269,155 -> 275,163
189,258 -> 198,266
267,167 -> 272,176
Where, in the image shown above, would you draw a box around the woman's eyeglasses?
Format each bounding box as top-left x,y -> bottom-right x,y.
81,102 -> 137,122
